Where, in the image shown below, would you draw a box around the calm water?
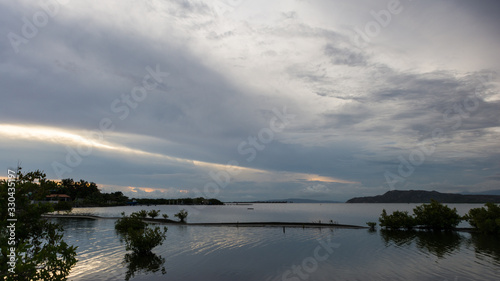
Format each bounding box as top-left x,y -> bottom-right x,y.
58,204 -> 499,280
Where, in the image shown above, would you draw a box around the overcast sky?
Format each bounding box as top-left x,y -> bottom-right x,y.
1,0 -> 499,201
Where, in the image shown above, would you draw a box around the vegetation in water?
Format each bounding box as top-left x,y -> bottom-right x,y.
134,210 -> 148,219
366,222 -> 377,231
115,211 -> 167,254
379,209 -> 416,230
465,203 -> 500,234
379,200 -> 461,231
174,209 -> 188,223
413,199 -> 461,230
147,210 -> 160,219
115,213 -> 147,233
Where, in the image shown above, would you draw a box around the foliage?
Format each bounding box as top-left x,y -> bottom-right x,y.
115,212 -> 167,254
162,214 -> 169,220
366,222 -> 377,231
0,168 -> 77,281
57,179 -> 100,201
379,209 -> 416,230
174,209 -> 188,223
379,200 -> 462,231
53,179 -> 130,207
133,210 -> 148,219
123,227 -> 167,254
148,210 -> 160,219
14,174 -> 225,208
465,203 -> 500,234
115,213 -> 147,233
413,199 -> 461,230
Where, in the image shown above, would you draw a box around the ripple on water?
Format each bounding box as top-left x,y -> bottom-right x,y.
57,206 -> 500,281
61,219 -> 125,281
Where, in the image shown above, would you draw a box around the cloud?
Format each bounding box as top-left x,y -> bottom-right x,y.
1,0 -> 499,201
324,44 -> 367,66
303,184 -> 329,194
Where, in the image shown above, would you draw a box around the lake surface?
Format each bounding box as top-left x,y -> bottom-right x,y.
59,204 -> 499,280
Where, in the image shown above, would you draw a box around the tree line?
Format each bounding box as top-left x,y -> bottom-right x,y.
133,197 -> 223,206
15,170 -> 224,207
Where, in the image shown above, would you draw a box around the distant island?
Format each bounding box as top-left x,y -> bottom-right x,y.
346,190 -> 500,203
282,198 -> 341,203
227,198 -> 341,204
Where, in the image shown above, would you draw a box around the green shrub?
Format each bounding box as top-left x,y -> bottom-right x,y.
147,210 -> 160,219
162,214 -> 169,220
133,210 -> 148,219
115,212 -> 167,254
124,227 -> 167,254
115,214 -> 147,233
413,200 -> 461,230
465,203 -> 500,234
174,209 -> 188,223
379,200 -> 462,231
366,222 -> 377,231
379,209 -> 416,230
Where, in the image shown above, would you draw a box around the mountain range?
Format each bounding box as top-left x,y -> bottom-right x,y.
346,190 -> 500,203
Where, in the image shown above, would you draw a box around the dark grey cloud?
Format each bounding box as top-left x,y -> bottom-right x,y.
324,44 -> 367,66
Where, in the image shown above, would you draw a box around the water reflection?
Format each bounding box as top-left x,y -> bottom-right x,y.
468,233 -> 500,264
57,213 -> 500,280
122,251 -> 166,281
114,223 -> 168,280
380,229 -> 463,258
380,229 -> 416,247
54,217 -> 97,233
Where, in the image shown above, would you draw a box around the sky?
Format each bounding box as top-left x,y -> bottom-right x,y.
1,0 -> 499,202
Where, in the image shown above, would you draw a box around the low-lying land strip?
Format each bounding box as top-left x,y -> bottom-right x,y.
42,214 -> 366,229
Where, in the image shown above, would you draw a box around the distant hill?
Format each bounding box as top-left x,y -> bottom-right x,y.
346,190 -> 500,203
283,198 -> 340,203
461,189 -> 500,196
235,198 -> 340,203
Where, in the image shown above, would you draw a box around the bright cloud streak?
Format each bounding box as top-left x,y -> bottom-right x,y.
0,124 -> 115,150
0,124 -> 354,186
